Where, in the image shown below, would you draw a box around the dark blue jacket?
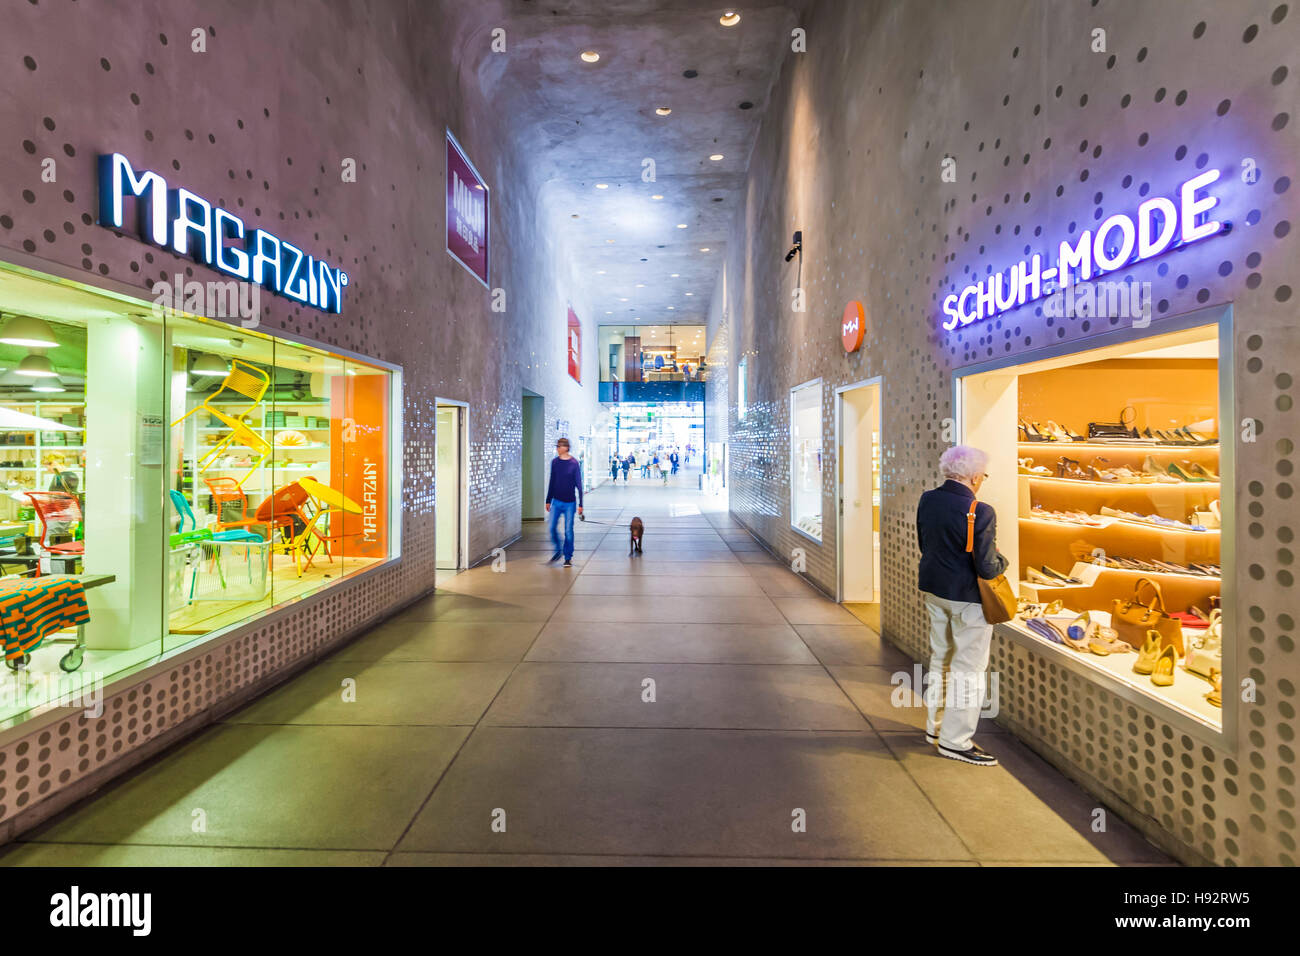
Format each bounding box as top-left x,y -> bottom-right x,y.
916,479 -> 1008,603
546,456 -> 583,506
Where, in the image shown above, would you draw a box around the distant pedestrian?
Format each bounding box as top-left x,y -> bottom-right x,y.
670,451 -> 679,474
610,458 -> 620,482
545,437 -> 583,568
621,456 -> 631,481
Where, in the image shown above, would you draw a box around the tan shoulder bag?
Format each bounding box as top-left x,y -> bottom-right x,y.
966,500 -> 1016,624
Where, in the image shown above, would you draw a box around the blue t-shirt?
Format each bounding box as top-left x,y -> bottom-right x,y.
546,456 -> 583,506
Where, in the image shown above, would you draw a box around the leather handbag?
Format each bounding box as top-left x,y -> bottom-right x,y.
1111,577 -> 1184,655
965,500 -> 1016,624
1088,405 -> 1137,439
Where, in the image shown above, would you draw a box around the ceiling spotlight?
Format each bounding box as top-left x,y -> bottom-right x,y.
651,194 -> 663,200
16,353 -> 58,378
709,153 -> 724,161
720,11 -> 741,26
670,273 -> 680,277
619,297 -> 629,302
596,270 -> 606,274
580,50 -> 600,63
595,183 -> 609,189
655,107 -> 672,116
699,247 -> 711,252
606,239 -> 615,244
685,292 -> 695,296
676,223 -> 688,229
0,314 -> 59,348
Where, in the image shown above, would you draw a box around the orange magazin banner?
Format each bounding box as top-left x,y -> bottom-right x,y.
330,373 -> 388,559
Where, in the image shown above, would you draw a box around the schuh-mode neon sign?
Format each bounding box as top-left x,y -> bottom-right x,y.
941,169 -> 1225,331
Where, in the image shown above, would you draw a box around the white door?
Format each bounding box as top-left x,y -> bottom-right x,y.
840,383 -> 880,603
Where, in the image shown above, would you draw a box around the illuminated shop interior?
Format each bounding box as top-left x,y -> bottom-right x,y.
960,321 -> 1227,728
0,264 -> 396,726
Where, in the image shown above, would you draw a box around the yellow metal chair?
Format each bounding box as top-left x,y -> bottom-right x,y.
171,359 -> 273,486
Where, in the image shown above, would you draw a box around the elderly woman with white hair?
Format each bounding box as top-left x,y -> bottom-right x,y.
915,444 -> 1008,766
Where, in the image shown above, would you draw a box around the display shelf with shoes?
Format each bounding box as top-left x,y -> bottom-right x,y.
964,321 -> 1226,733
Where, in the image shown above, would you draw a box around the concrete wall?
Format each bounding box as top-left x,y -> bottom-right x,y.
710,0 -> 1300,865
0,0 -> 599,835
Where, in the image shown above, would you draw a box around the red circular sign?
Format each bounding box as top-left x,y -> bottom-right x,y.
841,301 -> 865,352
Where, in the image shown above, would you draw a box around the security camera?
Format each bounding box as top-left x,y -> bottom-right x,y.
784,230 -> 802,262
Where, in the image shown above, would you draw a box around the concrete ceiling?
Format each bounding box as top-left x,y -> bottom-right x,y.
468,0 -> 805,326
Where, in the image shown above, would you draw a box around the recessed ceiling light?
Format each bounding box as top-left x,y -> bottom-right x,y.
606,239 -> 615,243
580,50 -> 600,63
685,292 -> 695,296
619,297 -> 629,302
709,154 -> 724,161
651,194 -> 663,200
676,223 -> 688,229
720,11 -> 741,26
596,270 -> 606,274
655,107 -> 672,116
635,283 -> 645,288
668,306 -> 675,310
670,273 -> 680,277
595,183 -> 608,189
699,247 -> 710,252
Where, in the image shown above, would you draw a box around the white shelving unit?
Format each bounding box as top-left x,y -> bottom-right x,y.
179,399 -> 332,515
0,401 -> 86,499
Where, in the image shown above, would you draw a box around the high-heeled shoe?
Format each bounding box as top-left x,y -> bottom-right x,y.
1132,630 -> 1163,675
1167,461 -> 1203,482
1018,457 -> 1052,476
1141,456 -> 1181,483
1043,599 -> 1064,615
1056,456 -> 1091,481
1205,667 -> 1222,708
1019,420 -> 1051,442
1151,645 -> 1177,686
1186,461 -> 1219,480
1089,627 -> 1130,656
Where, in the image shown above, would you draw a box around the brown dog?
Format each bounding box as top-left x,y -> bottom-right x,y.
629,516 -> 644,556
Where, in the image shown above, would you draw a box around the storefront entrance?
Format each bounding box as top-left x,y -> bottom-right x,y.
435,401 -> 467,571
837,379 -> 882,606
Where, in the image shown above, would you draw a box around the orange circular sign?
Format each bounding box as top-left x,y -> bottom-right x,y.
841,301 -> 865,352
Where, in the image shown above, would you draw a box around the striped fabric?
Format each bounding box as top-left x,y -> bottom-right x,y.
0,577 -> 90,661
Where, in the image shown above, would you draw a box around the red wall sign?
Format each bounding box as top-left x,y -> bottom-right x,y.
446,131 -> 490,287
567,306 -> 582,383
841,300 -> 865,352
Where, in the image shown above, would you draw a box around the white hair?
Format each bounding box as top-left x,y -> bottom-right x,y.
939,444 -> 989,482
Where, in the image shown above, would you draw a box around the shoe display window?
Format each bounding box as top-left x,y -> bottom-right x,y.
957,311 -> 1230,734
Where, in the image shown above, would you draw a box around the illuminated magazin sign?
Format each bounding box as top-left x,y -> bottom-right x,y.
97,152 -> 349,313
940,169 -> 1225,331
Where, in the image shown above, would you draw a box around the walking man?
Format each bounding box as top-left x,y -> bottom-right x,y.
546,437 -> 583,567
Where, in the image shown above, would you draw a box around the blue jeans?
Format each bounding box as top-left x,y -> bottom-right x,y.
548,499 -> 577,561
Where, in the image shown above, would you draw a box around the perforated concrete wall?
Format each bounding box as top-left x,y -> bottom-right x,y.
711,0 -> 1299,864
0,0 -> 598,837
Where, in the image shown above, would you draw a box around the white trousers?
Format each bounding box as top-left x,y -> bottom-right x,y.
922,591 -> 993,752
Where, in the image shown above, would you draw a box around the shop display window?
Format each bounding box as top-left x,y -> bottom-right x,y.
959,318 -> 1228,731
790,380 -> 823,541
0,263 -> 399,729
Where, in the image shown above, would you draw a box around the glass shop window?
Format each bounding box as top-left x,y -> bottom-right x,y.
790,380 -> 823,541
0,262 -> 397,730
959,320 -> 1226,731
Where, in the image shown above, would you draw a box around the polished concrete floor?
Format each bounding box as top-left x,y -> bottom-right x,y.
0,473 -> 1169,865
